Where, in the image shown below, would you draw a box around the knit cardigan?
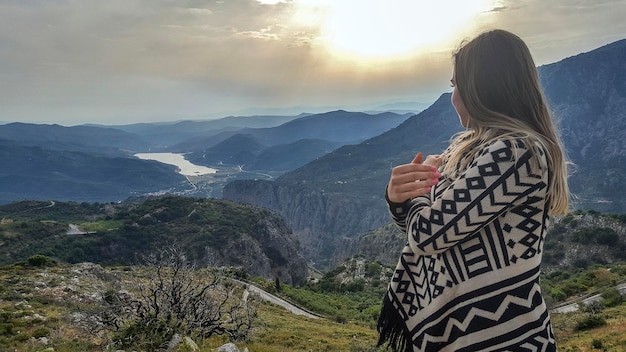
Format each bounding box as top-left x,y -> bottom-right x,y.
377,138 -> 556,352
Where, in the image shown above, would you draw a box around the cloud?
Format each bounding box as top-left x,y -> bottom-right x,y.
0,0 -> 624,125
485,0 -> 626,64
177,7 -> 214,15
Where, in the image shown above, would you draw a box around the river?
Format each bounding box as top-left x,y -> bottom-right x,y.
134,153 -> 217,176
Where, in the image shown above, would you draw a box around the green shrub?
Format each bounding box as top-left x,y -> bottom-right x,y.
113,317 -> 175,351
575,314 -> 606,331
591,339 -> 604,350
549,287 -> 567,302
26,255 -> 55,267
31,327 -> 50,338
600,287 -> 623,307
0,323 -> 14,336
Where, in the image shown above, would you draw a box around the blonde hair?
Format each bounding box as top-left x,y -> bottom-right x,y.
445,29 -> 569,215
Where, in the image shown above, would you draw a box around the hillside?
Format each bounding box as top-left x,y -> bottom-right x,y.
0,196 -> 307,285
0,257 -> 623,351
333,210 -> 626,274
538,38 -> 626,212
0,122 -> 150,156
0,143 -> 187,204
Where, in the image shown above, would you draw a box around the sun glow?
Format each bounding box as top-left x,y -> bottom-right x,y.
306,0 -> 494,61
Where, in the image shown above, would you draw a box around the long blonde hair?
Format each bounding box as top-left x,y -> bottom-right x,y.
444,29 -> 569,215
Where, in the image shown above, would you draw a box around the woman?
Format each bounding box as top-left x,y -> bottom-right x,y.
377,29 -> 569,351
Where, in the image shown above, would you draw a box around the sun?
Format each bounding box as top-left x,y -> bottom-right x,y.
311,0 -> 494,61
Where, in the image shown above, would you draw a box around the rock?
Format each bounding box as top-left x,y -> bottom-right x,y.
166,333 -> 182,351
182,337 -> 199,351
216,343 -> 240,352
15,300 -> 31,309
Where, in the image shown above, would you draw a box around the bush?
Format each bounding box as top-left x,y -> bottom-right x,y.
600,287 -> 623,307
575,314 -> 606,331
591,339 -> 604,350
31,327 -> 50,338
100,245 -> 258,350
549,287 -> 567,302
0,323 -> 14,336
26,255 -> 55,267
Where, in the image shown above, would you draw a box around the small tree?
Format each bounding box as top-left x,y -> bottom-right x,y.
99,245 -> 258,350
575,301 -> 606,331
26,254 -> 56,267
275,277 -> 282,292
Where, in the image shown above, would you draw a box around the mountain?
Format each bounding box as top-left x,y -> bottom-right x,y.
537,38 -> 626,212
186,133 -> 268,166
0,196 -> 308,285
247,139 -> 344,171
185,135 -> 343,172
223,95 -> 462,263
223,38 -> 626,266
0,122 -> 150,156
0,109 -> 408,204
108,113 -> 307,148
0,142 -> 187,204
168,110 -> 412,152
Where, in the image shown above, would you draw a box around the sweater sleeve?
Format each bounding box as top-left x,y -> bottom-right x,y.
398,139 -> 548,256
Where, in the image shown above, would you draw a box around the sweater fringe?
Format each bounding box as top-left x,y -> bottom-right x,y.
376,294 -> 412,352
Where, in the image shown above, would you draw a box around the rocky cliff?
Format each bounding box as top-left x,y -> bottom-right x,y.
222,180 -> 389,264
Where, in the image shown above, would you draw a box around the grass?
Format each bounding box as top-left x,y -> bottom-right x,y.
551,304 -> 626,351
0,263 -> 625,351
202,303 -> 381,352
78,219 -> 124,232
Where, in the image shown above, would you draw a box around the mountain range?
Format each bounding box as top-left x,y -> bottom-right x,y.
0,110 -> 410,204
223,38 -> 626,265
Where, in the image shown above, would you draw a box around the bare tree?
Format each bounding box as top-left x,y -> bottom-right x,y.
100,245 -> 258,350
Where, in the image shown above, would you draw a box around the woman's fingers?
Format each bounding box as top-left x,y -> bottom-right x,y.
387,152 -> 442,203
391,164 -> 439,182
387,169 -> 440,203
387,180 -> 435,203
423,154 -> 443,168
411,152 -> 423,165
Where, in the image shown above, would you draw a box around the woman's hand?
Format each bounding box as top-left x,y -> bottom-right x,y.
387,152 -> 441,204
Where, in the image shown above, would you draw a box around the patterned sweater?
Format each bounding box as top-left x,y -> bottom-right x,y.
377,138 -> 556,352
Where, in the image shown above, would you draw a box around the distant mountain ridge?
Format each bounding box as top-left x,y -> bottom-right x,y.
0,110 -> 410,204
169,110 -> 411,152
0,143 -> 187,204
109,113 -> 309,147
0,122 -> 150,156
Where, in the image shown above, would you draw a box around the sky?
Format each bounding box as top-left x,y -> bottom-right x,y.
1,0 -> 625,126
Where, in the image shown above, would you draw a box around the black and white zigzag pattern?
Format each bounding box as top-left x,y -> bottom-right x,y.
378,139 -> 556,352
